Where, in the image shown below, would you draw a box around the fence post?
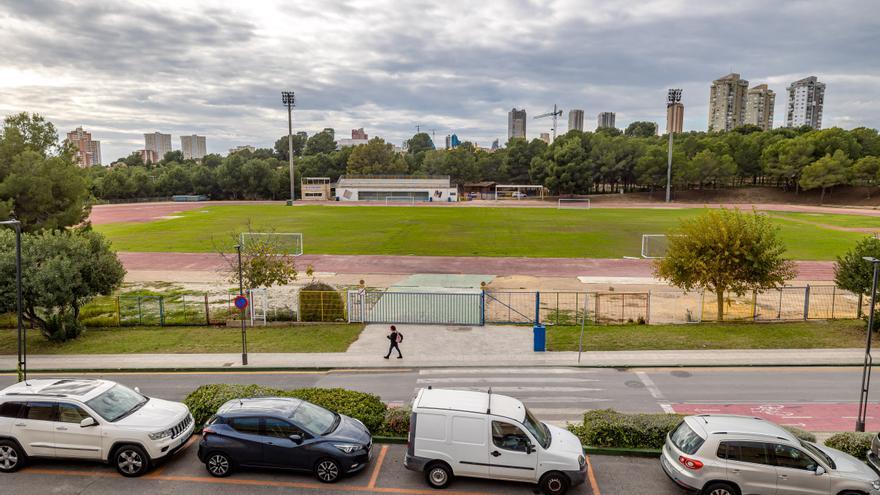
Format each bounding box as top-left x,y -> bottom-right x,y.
480,291 -> 485,326
752,290 -> 758,320
115,296 -> 121,327
777,289 -> 783,320
182,296 -> 187,325
803,285 -> 811,320
646,290 -> 651,324
534,291 -> 540,324
159,296 -> 165,326
137,297 -> 143,326
204,294 -> 210,325
831,286 -> 836,319
320,291 -> 325,322
555,292 -> 560,326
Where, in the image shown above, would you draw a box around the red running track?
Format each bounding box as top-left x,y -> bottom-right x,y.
117,252 -> 835,280
672,403 -> 879,432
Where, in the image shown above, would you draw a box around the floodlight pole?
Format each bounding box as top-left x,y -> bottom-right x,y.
856,256 -> 880,432
0,220 -> 24,382
665,88 -> 682,203
282,91 -> 296,204
236,243 -> 248,366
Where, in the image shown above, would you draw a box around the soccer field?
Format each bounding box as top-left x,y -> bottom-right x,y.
93,204 -> 872,260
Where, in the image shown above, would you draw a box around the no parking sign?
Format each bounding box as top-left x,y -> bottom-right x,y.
234,295 -> 249,310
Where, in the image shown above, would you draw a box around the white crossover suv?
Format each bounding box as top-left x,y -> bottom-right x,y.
661,414 -> 880,495
0,378 -> 193,477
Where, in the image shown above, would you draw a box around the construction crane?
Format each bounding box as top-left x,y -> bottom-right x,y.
534,104 -> 563,142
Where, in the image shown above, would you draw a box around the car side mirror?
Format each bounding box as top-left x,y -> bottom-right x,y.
80,417 -> 96,428
814,466 -> 825,476
289,434 -> 303,444
526,443 -> 534,454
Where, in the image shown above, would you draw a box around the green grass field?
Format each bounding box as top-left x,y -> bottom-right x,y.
547,320 -> 866,351
0,324 -> 364,355
93,205 -> 873,260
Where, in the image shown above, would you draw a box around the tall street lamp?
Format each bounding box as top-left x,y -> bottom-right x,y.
282,91 -> 296,204
236,243 -> 248,366
856,256 -> 880,432
0,219 -> 25,381
666,88 -> 682,203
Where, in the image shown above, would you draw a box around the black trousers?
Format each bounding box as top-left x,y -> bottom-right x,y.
385,342 -> 402,358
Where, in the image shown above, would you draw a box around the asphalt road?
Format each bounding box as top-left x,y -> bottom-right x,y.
1,366 -> 875,429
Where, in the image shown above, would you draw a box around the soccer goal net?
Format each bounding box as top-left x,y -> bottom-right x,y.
239,232 -> 303,257
384,196 -> 417,205
641,234 -> 672,259
558,198 -> 591,209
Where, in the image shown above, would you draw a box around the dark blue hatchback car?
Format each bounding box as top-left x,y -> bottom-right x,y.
197,397 -> 372,482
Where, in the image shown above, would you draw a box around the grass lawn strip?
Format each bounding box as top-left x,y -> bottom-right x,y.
93,205 -> 869,260
547,319 -> 866,351
0,324 -> 364,355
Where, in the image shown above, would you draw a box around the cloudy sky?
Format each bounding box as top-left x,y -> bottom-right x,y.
1,0 -> 878,161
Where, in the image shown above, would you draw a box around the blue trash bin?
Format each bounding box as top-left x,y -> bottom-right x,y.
533,324 -> 546,352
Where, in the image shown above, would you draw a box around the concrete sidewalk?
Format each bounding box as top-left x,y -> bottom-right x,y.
0,348 -> 870,371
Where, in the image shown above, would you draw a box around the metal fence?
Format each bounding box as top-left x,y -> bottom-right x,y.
347,290 -> 483,325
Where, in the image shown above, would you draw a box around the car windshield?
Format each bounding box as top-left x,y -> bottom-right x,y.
85,384 -> 148,422
290,401 -> 338,436
801,440 -> 836,469
522,407 -> 551,449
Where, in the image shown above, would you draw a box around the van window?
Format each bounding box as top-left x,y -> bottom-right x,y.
492,421 -> 531,452
416,413 -> 446,441
452,416 -> 485,445
670,421 -> 704,455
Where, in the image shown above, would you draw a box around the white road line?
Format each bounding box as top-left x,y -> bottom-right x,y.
417,377 -> 599,384
415,386 -> 605,393
635,371 -> 675,413
418,368 -> 594,375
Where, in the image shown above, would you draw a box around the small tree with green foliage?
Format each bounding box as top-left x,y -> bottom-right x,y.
834,236 -> 880,318
799,150 -> 852,203
655,208 -> 796,321
219,226 -> 307,290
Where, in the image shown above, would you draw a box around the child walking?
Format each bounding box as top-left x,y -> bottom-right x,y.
384,325 -> 403,359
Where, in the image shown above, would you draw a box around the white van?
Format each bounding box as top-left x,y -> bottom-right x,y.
404,388 -> 586,495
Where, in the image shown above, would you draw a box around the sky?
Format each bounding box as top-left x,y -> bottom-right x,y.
0,0 -> 878,162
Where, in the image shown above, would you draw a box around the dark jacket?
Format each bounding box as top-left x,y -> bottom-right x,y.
387,330 -> 400,344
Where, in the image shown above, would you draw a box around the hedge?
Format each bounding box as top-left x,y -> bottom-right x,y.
824,432 -> 873,460
567,409 -> 818,449
379,406 -> 411,437
184,384 -> 387,433
298,282 -> 345,322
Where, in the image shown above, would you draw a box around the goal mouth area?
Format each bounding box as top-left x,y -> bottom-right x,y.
640,234 -> 678,259
238,232 -> 304,257
557,198 -> 591,209
383,196 -> 418,205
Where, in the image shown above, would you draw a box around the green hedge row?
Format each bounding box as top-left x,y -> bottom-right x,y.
566,409 -> 817,449
184,384 -> 387,433
824,432 -> 873,460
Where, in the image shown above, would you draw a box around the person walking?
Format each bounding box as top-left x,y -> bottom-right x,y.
384,325 -> 403,359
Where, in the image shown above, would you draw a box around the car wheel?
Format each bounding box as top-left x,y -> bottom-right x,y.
425,462 -> 453,489
539,471 -> 570,495
315,458 -> 341,483
205,452 -> 232,477
704,481 -> 738,495
0,441 -> 25,473
114,445 -> 150,477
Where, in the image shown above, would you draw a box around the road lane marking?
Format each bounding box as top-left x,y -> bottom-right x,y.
368,445 -> 388,488
416,377 -> 599,384
415,386 -> 604,393
0,369 -> 413,377
585,455 -> 601,495
635,371 -> 674,413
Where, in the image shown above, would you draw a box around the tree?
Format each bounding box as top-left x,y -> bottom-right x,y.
624,121 -> 657,138
655,208 -> 796,321
0,113 -> 90,231
762,137 -> 814,192
274,134 -> 307,160
220,227 -> 301,290
799,150 -> 851,203
304,131 -> 337,155
0,228 -> 125,341
420,148 -> 478,185
834,236 -> 880,316
405,133 -> 435,154
851,156 -> 880,197
161,150 -> 185,164
346,138 -> 407,175
156,163 -> 193,195
686,149 -> 736,188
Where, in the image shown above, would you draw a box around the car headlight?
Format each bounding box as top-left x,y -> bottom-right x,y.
149,428 -> 173,440
871,479 -> 880,491
334,443 -> 362,454
578,455 -> 586,468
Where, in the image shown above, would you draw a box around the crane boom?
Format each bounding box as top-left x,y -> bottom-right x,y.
533,104 -> 563,142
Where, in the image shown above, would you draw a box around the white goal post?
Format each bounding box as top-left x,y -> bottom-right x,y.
239,232 -> 304,257
558,198 -> 591,209
641,234 -> 682,259
384,196 -> 417,205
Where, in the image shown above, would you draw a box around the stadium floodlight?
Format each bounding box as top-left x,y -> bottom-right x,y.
282,91 -> 296,203
665,88 -> 683,204
856,256 -> 880,431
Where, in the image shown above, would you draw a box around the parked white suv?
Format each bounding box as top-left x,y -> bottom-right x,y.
0,378 -> 193,477
661,414 -> 880,495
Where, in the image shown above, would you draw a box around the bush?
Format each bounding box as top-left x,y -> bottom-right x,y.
184,384 -> 387,433
783,426 -> 816,443
824,432 -> 873,460
44,313 -> 84,342
567,409 -> 683,449
298,282 -> 345,322
379,406 -> 411,437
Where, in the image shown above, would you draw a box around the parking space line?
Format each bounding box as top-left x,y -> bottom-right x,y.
585,455 -> 601,495
368,445 -> 388,488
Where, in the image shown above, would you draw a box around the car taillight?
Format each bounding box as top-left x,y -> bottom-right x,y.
678,455 -> 703,470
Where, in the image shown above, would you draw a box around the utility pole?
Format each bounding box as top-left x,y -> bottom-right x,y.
856,257 -> 880,432
236,243 -> 248,366
666,89 -> 682,203
1,220 -> 24,381
282,91 -> 296,204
